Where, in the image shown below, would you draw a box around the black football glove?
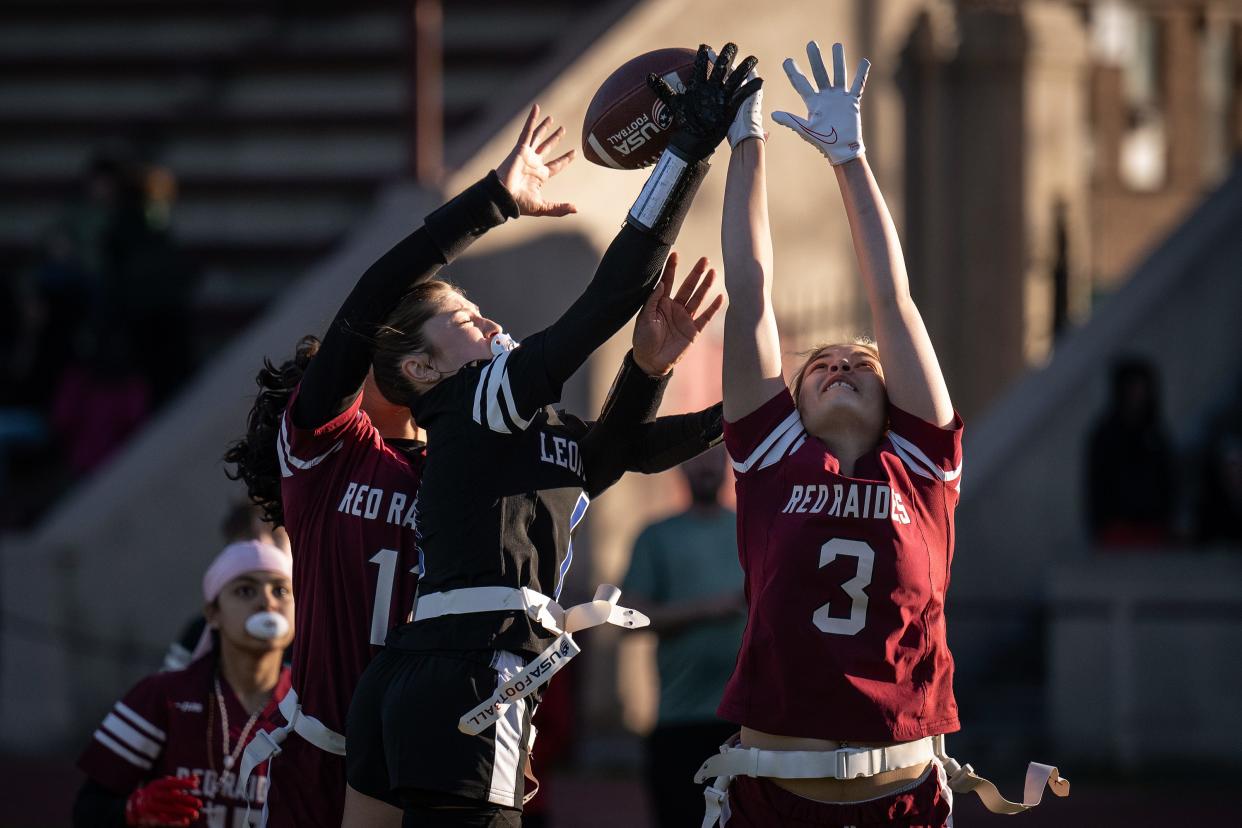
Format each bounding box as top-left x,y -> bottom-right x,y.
647,43 -> 763,162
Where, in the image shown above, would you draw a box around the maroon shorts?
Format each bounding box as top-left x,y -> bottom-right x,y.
264,735 -> 346,828
722,765 -> 952,827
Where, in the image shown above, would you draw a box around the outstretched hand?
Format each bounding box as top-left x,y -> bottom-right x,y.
772,41 -> 870,165
648,42 -> 763,161
496,104 -> 577,217
633,253 -> 724,376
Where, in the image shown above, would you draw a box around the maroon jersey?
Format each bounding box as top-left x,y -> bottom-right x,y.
269,388 -> 421,826
719,389 -> 962,742
78,655 -> 292,827
276,387 -> 423,737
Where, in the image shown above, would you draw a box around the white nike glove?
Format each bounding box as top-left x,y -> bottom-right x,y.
728,69 -> 765,149
771,41 -> 870,166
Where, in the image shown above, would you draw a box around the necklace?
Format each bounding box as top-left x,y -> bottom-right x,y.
211,674 -> 263,771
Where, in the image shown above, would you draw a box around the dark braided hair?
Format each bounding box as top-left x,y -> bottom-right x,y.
224,335 -> 320,527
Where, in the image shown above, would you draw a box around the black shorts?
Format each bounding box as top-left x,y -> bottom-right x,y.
347,646 -> 535,809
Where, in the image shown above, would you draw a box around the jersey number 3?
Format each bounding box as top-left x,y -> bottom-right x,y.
812,538 -> 875,636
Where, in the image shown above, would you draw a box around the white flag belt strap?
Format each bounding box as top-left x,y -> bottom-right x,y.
236,688 -> 346,788
694,736 -> 935,784
439,585 -> 649,736
931,734 -> 1070,815
413,584 -> 648,636
698,734 -> 1070,827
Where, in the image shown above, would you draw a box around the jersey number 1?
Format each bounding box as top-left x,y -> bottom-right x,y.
369,549 -> 401,646
812,538 -> 875,636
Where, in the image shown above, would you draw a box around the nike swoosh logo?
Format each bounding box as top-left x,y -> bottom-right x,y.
790,116 -> 838,144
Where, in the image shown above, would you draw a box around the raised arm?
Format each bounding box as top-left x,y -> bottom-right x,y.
774,41 -> 953,426
536,44 -> 759,392
580,256 -> 723,495
722,133 -> 784,421
293,105 -> 574,429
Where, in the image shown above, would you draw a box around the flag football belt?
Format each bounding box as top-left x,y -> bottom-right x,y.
235,687 -> 346,788
696,733 -> 1069,827
411,584 -> 648,735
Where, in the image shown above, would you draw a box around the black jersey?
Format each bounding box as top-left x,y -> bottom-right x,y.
391,339 -> 720,658
386,153 -> 717,659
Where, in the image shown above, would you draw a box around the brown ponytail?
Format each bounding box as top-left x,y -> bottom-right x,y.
224,335 -> 320,527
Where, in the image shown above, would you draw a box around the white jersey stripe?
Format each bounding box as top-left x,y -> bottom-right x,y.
93,729 -> 154,770
890,440 -> 937,482
102,712 -> 162,759
757,425 -> 806,471
484,352 -> 513,434
889,431 -> 962,482
731,409 -> 803,474
276,430 -> 295,478
487,652 -> 527,806
277,414 -> 344,473
115,701 -> 166,740
472,360 -> 491,426
498,367 -> 532,431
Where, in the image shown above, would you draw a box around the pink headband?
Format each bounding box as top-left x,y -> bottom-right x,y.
201,540 -> 292,603
190,540 -> 292,661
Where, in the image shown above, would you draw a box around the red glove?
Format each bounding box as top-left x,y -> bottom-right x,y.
124,776 -> 202,827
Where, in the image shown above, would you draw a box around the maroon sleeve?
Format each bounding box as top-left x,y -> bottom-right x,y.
276,385 -> 370,480
76,674 -> 169,795
885,404 -> 964,491
724,388 -> 804,478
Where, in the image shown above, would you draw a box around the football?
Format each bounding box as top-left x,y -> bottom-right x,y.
581,47 -> 697,170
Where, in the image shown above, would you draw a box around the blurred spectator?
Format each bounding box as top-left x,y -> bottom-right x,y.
9,228 -> 94,408
57,149 -> 200,409
1196,430 -> 1242,546
50,324 -> 150,476
8,150 -> 201,505
621,447 -> 745,828
1086,356 -> 1178,547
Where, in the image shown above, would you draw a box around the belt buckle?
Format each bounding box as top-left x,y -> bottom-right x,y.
836,749 -> 848,780
256,728 -> 283,758
522,589 -> 548,619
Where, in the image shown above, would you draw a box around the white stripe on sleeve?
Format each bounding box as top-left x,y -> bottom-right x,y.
888,431 -> 962,483
472,360 -> 492,427
731,409 -> 803,474
93,729 -> 154,770
114,701 -> 166,740
498,367 -> 532,431
891,441 -> 936,482
484,352 -> 513,434
102,712 -> 162,759
277,414 -> 344,476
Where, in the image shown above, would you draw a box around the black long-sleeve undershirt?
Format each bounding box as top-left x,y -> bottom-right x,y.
583,405 -> 723,498
579,349 -> 723,496
291,174 -> 518,430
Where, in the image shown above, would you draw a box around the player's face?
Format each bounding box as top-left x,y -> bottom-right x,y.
796,345 -> 887,440
419,292 -> 504,374
206,571 -> 295,655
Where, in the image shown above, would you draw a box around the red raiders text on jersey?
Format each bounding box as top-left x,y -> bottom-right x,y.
720,389 -> 962,742
78,656 -> 291,827
277,387 -> 424,735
